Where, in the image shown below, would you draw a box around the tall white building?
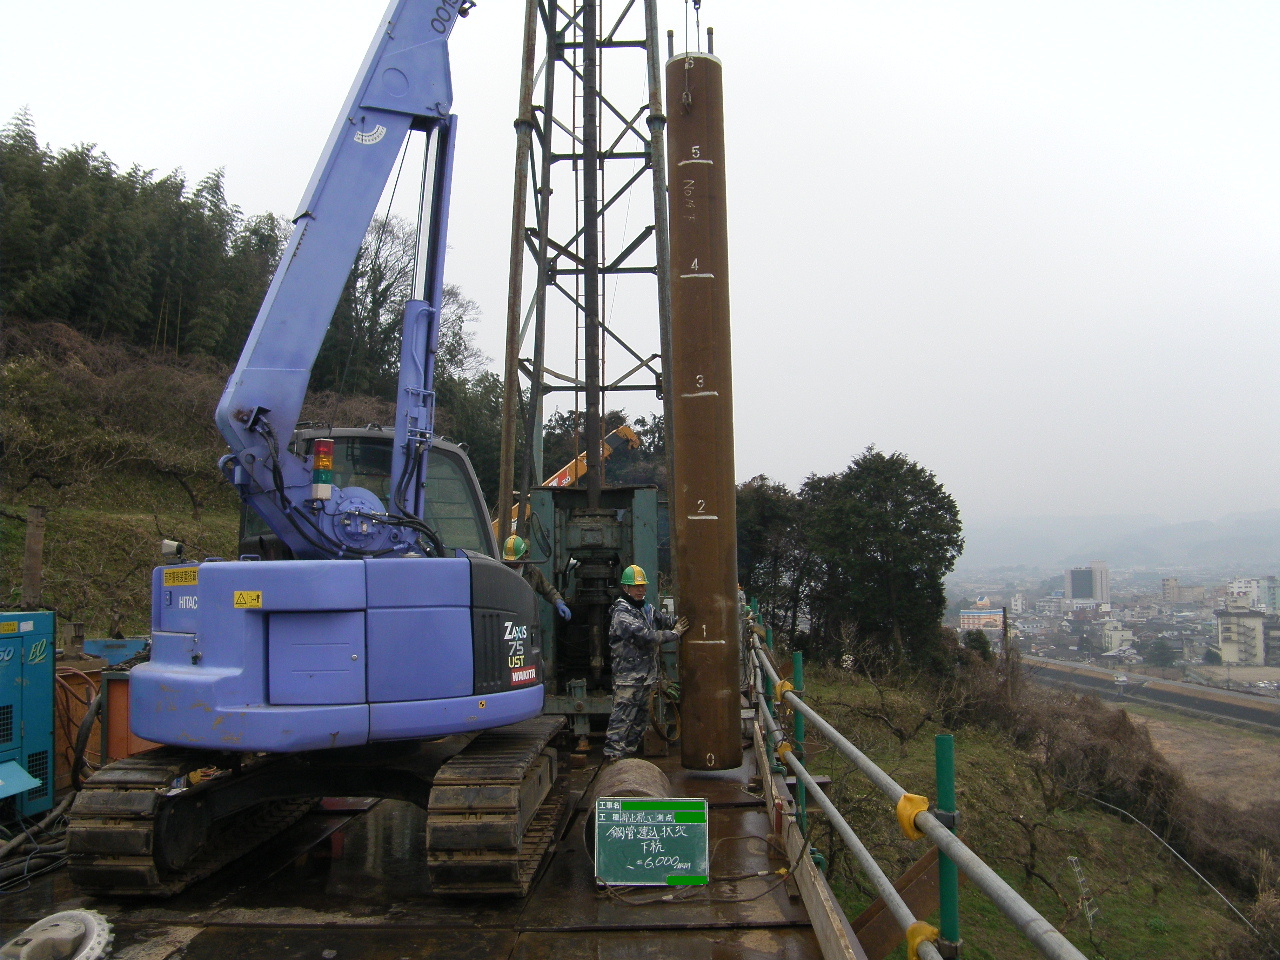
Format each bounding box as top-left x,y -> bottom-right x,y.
1065,561 -> 1109,605
1226,578 -> 1261,610
1225,577 -> 1280,613
1092,561 -> 1110,605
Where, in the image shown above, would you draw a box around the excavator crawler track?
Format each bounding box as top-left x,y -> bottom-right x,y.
426,714 -> 567,895
67,748 -> 312,897
68,716 -> 568,899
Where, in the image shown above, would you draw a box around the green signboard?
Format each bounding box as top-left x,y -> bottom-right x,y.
594,797 -> 709,886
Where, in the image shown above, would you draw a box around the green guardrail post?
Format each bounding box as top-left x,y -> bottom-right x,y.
936,733 -> 961,949
793,649 -> 806,833
763,627 -> 775,715
792,650 -> 805,759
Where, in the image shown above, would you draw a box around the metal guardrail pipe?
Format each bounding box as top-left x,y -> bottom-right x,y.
753,643 -> 907,801
782,748 -> 944,960
753,669 -> 941,960
787,685 -> 909,802
757,680 -> 785,747
750,640 -> 1089,960
752,636 -> 781,681
913,811 -> 1086,960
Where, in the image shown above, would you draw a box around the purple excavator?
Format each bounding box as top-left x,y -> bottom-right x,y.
67,0 -> 566,897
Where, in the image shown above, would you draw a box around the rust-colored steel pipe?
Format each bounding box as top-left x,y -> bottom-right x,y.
665,52 -> 742,771
583,759 -> 672,860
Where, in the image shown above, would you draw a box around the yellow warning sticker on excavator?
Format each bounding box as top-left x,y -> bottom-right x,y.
233,591 -> 263,609
163,567 -> 199,587
0,623 -> 15,635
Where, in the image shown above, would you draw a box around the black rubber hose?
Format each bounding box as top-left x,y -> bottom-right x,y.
71,687 -> 104,790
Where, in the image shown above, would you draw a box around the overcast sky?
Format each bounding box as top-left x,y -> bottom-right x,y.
3,1 -> 1278,526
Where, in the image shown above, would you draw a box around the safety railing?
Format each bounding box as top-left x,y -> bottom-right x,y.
747,632 -> 1089,960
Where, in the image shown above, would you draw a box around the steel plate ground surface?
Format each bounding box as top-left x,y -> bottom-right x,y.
0,744 -> 824,960
509,929 -> 823,959
165,925 -> 515,960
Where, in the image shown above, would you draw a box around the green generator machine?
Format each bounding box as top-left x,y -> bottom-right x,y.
524,485 -> 675,748
0,611 -> 55,819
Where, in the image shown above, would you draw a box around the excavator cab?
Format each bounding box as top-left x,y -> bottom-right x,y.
239,427 -> 497,562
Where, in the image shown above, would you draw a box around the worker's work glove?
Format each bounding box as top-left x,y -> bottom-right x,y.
673,617 -> 690,638
555,600 -> 572,621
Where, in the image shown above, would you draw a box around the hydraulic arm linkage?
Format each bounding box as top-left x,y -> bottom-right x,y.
217,0 -> 474,559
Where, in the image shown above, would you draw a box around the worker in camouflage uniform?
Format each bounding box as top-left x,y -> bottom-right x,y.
604,564 -> 689,760
503,535 -> 572,621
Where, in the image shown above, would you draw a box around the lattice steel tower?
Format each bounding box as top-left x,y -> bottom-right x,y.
496,0 -> 674,539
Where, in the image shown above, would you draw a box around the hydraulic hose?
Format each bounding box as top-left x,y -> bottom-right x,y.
71,688 -> 104,790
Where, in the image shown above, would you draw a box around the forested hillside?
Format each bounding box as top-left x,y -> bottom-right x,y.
0,110 -> 282,360
0,112 -> 518,494
0,321 -> 398,632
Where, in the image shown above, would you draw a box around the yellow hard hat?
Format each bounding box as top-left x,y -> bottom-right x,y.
503,535 -> 528,561
620,564 -> 647,586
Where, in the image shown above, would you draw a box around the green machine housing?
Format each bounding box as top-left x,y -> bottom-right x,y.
525,486 -> 672,741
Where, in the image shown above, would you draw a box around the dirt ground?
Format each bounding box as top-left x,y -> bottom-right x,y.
1196,664 -> 1280,684
1132,711 -> 1280,809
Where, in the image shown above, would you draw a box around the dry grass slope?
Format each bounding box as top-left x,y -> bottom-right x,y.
0,321 -> 395,633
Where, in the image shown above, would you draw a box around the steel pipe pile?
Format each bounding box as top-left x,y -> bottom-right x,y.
666,49 -> 742,771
